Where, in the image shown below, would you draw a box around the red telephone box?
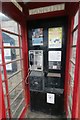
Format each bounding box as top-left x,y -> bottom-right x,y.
0,2 -> 80,119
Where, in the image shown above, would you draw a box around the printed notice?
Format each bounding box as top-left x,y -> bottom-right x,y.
32,28 -> 43,46
48,51 -> 61,62
47,93 -> 55,104
48,27 -> 62,48
4,43 -> 12,71
48,51 -> 61,70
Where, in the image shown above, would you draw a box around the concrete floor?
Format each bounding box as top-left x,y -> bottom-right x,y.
26,109 -> 67,120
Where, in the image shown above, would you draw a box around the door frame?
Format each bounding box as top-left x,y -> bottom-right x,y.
1,2 -> 29,118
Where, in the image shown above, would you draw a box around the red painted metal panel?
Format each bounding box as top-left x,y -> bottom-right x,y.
72,6 -> 80,119
27,10 -> 66,20
77,5 -> 80,119
78,59 -> 80,119
0,19 -> 6,120
64,3 -> 79,118
21,24 -> 30,106
25,2 -> 62,9
64,16 -> 73,117
78,12 -> 80,117
0,73 -> 2,119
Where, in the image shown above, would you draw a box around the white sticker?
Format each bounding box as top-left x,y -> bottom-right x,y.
48,51 -> 61,62
6,63 -> 12,70
4,49 -> 11,56
53,65 -> 57,69
47,93 -> 55,104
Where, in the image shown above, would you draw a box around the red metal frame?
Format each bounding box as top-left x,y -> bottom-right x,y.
1,30 -> 27,118
1,2 -> 29,118
78,15 -> 80,118
64,16 -> 73,117
4,1 -> 31,107
2,40 -> 12,118
0,72 -> 3,119
78,45 -> 80,118
1,2 -> 69,118
2,29 -> 22,37
2,28 -> 27,118
21,24 -> 30,105
2,88 -> 6,119
0,26 -> 6,119
72,6 -> 80,119
64,3 -> 79,119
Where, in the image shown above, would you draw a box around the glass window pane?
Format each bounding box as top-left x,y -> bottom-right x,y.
19,25 -> 22,36
6,111 -> 9,118
0,49 -> 2,64
73,29 -> 78,46
12,99 -> 25,118
11,92 -> 25,114
1,14 -> 18,34
9,83 -> 23,103
8,71 -> 23,91
70,63 -> 75,79
6,60 -> 23,79
0,50 -> 4,80
2,32 -> 19,47
20,37 -> 22,47
0,66 -> 4,80
71,47 -> 76,64
9,83 -> 25,118
1,12 -> 25,119
4,48 -> 22,63
4,95 -> 8,109
2,82 -> 6,95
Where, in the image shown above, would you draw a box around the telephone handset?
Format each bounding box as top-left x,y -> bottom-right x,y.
30,53 -> 34,66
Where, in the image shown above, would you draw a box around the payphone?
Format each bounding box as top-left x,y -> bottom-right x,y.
29,50 -> 44,91
29,50 -> 43,71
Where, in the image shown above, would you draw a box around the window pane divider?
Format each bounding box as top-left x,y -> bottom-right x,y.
5,58 -> 23,65
4,46 -> 22,49
0,59 -> 24,66
2,29 -> 22,37
72,25 -> 78,33
12,98 -> 24,117
70,59 -> 75,65
10,89 -> 24,106
8,69 -> 22,79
